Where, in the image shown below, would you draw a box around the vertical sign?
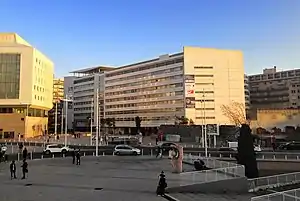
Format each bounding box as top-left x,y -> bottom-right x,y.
185,75 -> 195,108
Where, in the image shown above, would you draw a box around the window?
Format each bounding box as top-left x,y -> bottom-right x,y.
195,75 -> 214,77
0,54 -> 21,99
194,66 -> 213,69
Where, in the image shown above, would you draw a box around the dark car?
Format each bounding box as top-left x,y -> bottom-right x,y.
278,142 -> 300,151
158,142 -> 177,152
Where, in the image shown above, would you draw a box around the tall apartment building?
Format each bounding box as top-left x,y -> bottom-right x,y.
249,66 -> 300,109
104,46 -> 245,128
0,33 -> 54,139
48,78 -> 64,134
244,74 -> 250,109
69,67 -> 112,131
63,76 -> 75,131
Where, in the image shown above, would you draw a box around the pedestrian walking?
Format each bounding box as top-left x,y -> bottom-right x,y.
22,147 -> 28,160
76,150 -> 81,165
156,171 -> 167,196
156,146 -> 162,158
21,159 -> 28,179
72,150 -> 75,164
10,160 -> 17,179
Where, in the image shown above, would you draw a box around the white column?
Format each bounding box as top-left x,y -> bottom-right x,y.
203,89 -> 208,157
213,135 -> 217,148
90,99 -> 93,146
54,102 -> 58,136
64,98 -> 68,146
95,90 -> 99,156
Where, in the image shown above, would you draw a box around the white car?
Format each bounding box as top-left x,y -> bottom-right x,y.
254,145 -> 262,152
114,145 -> 141,155
43,144 -> 72,154
1,146 -> 7,152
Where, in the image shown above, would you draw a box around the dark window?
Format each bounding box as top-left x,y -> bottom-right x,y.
0,54 -> 21,99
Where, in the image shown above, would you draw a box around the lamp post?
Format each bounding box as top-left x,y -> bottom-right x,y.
62,95 -> 72,146
202,88 -> 208,158
54,101 -> 58,138
95,90 -> 99,156
90,98 -> 93,146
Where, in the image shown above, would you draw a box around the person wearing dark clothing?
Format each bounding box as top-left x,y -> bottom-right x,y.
4,154 -> 8,162
19,144 -> 23,152
72,150 -> 76,164
156,138 -> 158,145
156,146 -> 162,158
10,160 -> 17,179
156,171 -> 167,196
76,150 -> 81,165
23,147 -> 28,160
21,159 -> 28,179
0,151 -> 3,163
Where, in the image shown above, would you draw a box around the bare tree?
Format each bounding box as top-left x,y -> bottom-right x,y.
221,101 -> 248,126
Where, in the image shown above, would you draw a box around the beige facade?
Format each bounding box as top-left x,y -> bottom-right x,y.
0,33 -> 54,139
249,66 -> 300,109
102,46 -> 245,127
53,78 -> 64,102
183,47 -> 245,125
251,109 -> 300,131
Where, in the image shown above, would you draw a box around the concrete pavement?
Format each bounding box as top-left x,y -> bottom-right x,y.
0,156 -> 195,201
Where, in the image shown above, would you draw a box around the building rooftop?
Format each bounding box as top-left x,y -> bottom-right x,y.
70,66 -> 116,75
0,32 -> 32,47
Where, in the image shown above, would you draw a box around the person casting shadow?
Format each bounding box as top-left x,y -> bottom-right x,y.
10,160 -> 17,179
156,171 -> 167,196
76,150 -> 81,165
21,159 -> 28,179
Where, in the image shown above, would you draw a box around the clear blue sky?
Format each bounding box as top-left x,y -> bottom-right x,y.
1,0 -> 299,77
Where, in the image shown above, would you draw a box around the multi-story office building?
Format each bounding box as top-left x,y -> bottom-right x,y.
244,74 -> 250,109
249,66 -> 300,109
104,46 -> 245,128
69,67 -> 112,131
0,33 -> 54,139
63,76 -> 75,131
48,78 -> 64,134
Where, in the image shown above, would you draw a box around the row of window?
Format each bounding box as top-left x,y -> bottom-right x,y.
105,100 -> 184,109
74,89 -> 94,95
74,77 -> 94,84
105,75 -> 183,90
195,117 -> 215,119
74,83 -> 94,90
105,57 -> 184,78
105,108 -> 183,115
74,101 -> 92,106
0,107 -> 48,117
105,66 -> 183,84
34,85 -> 45,92
112,116 -> 177,122
194,66 -> 213,69
105,83 -> 183,97
249,70 -> 300,82
106,91 -> 184,103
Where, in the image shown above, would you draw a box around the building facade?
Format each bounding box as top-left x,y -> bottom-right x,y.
249,66 -> 300,109
104,46 -> 245,128
0,33 -> 54,139
244,74 -> 250,109
63,76 -> 75,131
48,78 -> 64,134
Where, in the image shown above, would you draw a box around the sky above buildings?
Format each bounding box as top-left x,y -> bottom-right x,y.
0,0 -> 299,77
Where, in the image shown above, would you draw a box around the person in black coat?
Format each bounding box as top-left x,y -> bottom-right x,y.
23,147 -> 28,160
10,160 -> 17,179
21,159 -> 28,179
156,171 -> 167,196
76,150 -> 81,165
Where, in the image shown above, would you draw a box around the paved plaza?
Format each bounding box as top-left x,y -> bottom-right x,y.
0,155 -> 195,201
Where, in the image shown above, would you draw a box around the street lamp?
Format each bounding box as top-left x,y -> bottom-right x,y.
201,88 -> 208,158
21,103 -> 30,140
90,98 -> 93,146
61,95 -> 73,146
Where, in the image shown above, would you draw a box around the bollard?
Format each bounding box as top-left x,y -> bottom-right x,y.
52,154 -> 55,158
30,152 -> 33,160
150,149 -> 153,156
84,152 -> 86,157
93,152 -> 95,156
285,155 -> 287,160
102,152 -> 105,156
262,155 -> 265,160
198,153 -> 201,157
297,156 -> 299,160
273,155 -> 276,160
209,153 -> 211,158
192,145 -> 194,148
41,154 -> 44,159
63,154 -> 65,158
17,153 -> 20,161
219,154 -> 222,158
229,154 -> 232,158
112,151 -> 115,156
142,149 -> 144,156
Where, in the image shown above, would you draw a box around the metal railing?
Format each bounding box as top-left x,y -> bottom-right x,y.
251,188 -> 300,201
181,154 -> 245,185
248,172 -> 300,192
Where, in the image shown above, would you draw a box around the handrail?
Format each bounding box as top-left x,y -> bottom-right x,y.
251,188 -> 300,201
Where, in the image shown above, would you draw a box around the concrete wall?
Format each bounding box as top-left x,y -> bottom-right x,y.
168,177 -> 249,194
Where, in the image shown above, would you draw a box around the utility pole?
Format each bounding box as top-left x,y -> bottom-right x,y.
95,89 -> 99,156
64,96 -> 68,146
61,105 -> 64,135
54,101 -> 58,138
203,88 -> 208,157
90,98 -> 93,146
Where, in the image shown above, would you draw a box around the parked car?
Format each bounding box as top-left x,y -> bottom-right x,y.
113,145 -> 141,155
254,144 -> 262,152
43,144 -> 72,155
1,145 -> 7,153
278,142 -> 300,151
157,142 -> 177,152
